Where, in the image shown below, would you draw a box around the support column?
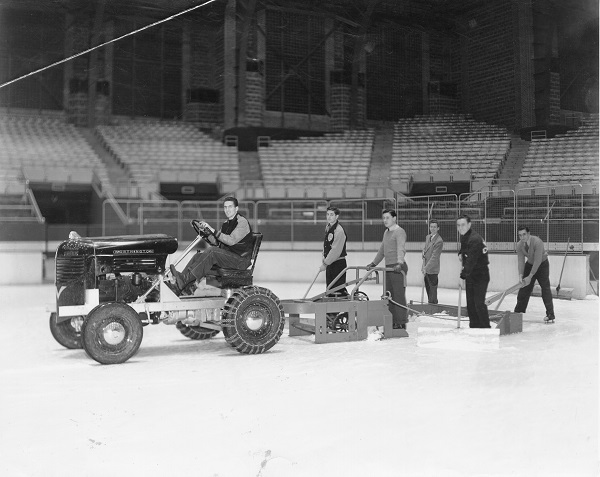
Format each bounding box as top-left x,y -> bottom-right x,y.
223,0 -> 237,130
87,0 -> 106,128
421,31 -> 430,115
514,0 -> 535,129
65,19 -> 90,126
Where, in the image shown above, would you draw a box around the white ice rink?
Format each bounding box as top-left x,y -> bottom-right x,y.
1,282 -> 598,477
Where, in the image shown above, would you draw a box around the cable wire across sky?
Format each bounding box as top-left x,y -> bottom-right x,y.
0,0 -> 221,90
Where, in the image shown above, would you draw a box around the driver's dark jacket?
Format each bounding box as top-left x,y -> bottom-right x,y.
210,213 -> 254,257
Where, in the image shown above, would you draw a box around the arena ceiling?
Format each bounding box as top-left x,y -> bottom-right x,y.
3,0 -> 597,24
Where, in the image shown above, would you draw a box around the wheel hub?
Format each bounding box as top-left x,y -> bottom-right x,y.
71,316 -> 84,332
103,321 -> 126,345
244,306 -> 266,331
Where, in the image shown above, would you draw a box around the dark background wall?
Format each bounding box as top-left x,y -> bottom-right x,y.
0,0 -> 597,129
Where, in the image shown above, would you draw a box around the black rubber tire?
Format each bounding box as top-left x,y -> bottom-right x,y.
353,290 -> 369,301
332,312 -> 349,332
221,286 -> 284,354
49,312 -> 83,349
176,321 -> 220,340
81,302 -> 143,365
327,291 -> 369,332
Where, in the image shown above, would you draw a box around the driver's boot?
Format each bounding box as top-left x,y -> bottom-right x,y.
169,265 -> 196,296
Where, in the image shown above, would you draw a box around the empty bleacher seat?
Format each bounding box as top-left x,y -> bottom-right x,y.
0,113 -> 107,187
390,115 -> 510,184
96,121 -> 240,189
258,129 -> 373,194
518,116 -> 599,187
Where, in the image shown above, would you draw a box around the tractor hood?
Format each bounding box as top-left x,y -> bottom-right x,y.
56,234 -> 178,257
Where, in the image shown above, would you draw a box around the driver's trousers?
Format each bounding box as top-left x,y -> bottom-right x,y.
185,247 -> 251,281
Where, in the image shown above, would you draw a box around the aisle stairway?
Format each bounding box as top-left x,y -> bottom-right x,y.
79,128 -> 129,188
367,126 -> 394,185
238,151 -> 262,185
496,135 -> 530,188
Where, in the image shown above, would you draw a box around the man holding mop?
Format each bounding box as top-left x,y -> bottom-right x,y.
367,209 -> 408,329
319,206 -> 349,297
514,225 -> 555,323
422,219 -> 443,304
457,214 -> 491,328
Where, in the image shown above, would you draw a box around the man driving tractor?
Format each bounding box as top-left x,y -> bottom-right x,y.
169,196 -> 254,295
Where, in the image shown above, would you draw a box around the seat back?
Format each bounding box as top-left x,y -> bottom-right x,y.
246,232 -> 263,272
205,232 -> 262,289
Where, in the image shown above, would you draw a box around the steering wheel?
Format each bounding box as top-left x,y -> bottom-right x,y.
191,220 -> 215,243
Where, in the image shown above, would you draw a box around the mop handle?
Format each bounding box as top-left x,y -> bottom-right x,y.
302,270 -> 321,299
457,280 -> 463,329
556,236 -> 570,294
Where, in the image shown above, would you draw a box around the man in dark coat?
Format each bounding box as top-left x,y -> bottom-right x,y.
319,207 -> 349,296
457,214 -> 490,328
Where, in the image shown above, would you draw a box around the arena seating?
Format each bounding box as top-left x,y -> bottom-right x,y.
0,113 -> 109,187
258,129 -> 374,197
518,117 -> 599,187
96,121 -> 240,191
0,191 -> 39,222
390,114 -> 510,182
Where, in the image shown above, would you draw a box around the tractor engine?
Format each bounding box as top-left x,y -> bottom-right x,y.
97,273 -> 158,303
55,233 -> 178,308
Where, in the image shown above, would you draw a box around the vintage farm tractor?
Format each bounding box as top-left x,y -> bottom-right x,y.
49,221 -> 284,364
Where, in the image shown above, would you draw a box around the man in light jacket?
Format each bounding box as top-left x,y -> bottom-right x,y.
367,209 -> 408,329
422,219 -> 443,304
514,225 -> 555,323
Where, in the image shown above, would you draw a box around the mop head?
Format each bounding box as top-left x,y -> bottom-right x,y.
367,327 -> 384,341
417,326 -> 500,351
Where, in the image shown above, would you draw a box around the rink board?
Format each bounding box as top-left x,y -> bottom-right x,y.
409,302 -> 523,335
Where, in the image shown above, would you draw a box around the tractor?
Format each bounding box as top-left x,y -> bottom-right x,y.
49,220 -> 284,364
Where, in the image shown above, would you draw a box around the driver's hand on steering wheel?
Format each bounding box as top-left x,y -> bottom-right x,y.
200,221 -> 215,234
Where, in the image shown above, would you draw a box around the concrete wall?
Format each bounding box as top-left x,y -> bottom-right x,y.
252,251 -> 589,300
0,242 -> 47,285
3,242 -> 589,299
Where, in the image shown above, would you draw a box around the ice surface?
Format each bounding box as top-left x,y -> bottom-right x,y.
0,283 -> 598,477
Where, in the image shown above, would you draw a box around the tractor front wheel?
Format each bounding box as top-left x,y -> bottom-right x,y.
81,303 -> 143,365
221,286 -> 284,354
49,312 -> 84,349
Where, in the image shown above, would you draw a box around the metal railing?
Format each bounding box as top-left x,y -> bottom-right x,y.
26,184 -> 45,224
102,185 -> 590,251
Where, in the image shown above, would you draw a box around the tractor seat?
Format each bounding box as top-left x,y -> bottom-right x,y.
206,233 -> 262,288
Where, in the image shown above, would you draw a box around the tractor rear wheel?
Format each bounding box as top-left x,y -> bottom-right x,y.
82,303 -> 143,365
49,312 -> 84,349
176,321 -> 220,340
221,286 -> 284,354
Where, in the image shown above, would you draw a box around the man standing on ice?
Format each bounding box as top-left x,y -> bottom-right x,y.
319,206 -> 349,297
457,214 -> 490,328
422,219 -> 443,304
513,225 -> 555,323
367,209 -> 408,329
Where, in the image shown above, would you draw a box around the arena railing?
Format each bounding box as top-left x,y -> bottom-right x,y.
515,184 -> 584,252
26,184 -> 45,224
101,185 -> 591,252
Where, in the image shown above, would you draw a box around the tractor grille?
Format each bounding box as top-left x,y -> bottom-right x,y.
56,256 -> 85,283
